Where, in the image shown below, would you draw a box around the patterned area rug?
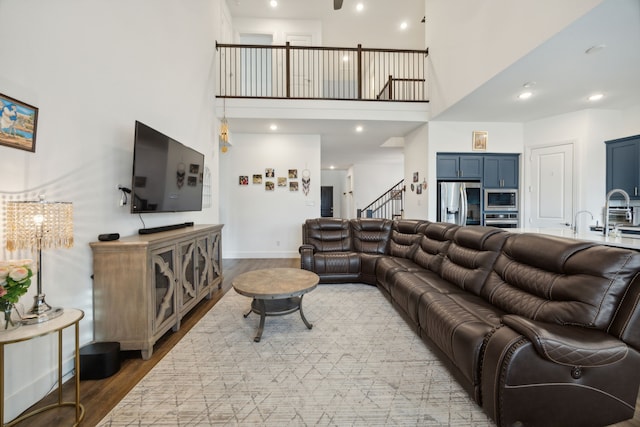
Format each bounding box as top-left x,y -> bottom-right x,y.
97,284 -> 495,426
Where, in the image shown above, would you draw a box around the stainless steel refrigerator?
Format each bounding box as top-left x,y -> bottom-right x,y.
438,182 -> 482,225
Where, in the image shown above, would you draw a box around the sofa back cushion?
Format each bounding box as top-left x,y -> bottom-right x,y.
303,218 -> 352,252
413,222 -> 459,273
482,233 -> 640,330
389,219 -> 427,259
439,226 -> 508,295
351,218 -> 393,254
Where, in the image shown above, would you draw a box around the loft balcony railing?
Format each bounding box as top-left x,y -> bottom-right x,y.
216,42 -> 428,102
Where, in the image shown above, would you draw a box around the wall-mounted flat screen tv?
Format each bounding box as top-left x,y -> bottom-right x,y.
131,121 -> 204,213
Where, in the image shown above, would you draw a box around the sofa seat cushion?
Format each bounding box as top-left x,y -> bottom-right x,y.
418,291 -> 505,387
312,252 -> 361,277
389,270 -> 464,325
375,256 -> 422,293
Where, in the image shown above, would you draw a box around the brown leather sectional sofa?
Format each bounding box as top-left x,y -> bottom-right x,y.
299,217 -> 640,427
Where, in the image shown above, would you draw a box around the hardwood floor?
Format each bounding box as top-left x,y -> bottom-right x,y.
10,257 -> 640,427
11,258 -> 299,427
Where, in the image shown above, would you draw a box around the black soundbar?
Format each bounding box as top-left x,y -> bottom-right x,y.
138,222 -> 194,235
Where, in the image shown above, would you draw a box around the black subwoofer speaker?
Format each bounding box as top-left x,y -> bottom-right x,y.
79,342 -> 121,380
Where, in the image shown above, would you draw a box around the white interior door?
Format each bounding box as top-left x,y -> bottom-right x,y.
286,34 -> 314,97
528,143 -> 574,228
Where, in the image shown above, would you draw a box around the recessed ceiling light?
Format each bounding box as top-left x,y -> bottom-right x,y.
270,0 -> 277,8
588,93 -> 604,101
356,2 -> 364,12
585,44 -> 606,55
518,91 -> 533,100
342,55 -> 349,62
355,125 -> 363,132
400,21 -> 408,30
330,165 -> 335,169
270,124 -> 278,131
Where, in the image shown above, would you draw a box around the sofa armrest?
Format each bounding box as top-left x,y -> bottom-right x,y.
299,244 -> 315,271
502,314 -> 628,367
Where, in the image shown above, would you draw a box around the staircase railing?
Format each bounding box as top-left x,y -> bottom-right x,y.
357,180 -> 405,219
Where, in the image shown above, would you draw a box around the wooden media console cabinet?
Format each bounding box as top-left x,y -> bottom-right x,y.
90,224 -> 223,359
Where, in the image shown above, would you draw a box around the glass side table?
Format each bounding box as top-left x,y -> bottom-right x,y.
0,308 -> 85,427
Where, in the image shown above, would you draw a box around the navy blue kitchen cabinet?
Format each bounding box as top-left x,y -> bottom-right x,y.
436,154 -> 483,179
483,154 -> 519,188
606,135 -> 640,199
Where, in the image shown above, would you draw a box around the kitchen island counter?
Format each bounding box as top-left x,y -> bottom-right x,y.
509,227 -> 640,251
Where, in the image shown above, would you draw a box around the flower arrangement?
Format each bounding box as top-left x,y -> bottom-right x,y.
0,260 -> 34,328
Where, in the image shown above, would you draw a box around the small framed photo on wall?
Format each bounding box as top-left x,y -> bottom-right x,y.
472,131 -> 488,151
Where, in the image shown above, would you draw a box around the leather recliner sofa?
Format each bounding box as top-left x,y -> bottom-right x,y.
299,218 -> 640,427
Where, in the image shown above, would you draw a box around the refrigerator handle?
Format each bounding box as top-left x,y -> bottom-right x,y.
460,183 -> 468,226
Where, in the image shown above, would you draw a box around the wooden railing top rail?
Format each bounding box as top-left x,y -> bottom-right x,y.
216,41 -> 428,56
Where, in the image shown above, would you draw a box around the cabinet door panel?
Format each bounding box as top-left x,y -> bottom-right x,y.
607,139 -> 639,198
179,241 -> 197,313
152,247 -> 177,333
437,155 -> 459,179
500,157 -> 519,188
459,156 -> 483,179
483,157 -> 500,187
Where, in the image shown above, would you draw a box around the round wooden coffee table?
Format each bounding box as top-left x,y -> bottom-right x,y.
232,268 -> 319,342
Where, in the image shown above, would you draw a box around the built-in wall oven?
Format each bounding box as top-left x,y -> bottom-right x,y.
485,189 -> 518,211
484,212 -> 519,228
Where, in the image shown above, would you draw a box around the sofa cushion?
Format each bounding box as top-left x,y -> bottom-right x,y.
418,291 -> 504,392
412,222 -> 458,273
439,226 -> 508,296
389,269 -> 464,326
312,252 -> 361,277
303,218 -> 352,252
350,218 -> 392,254
389,219 -> 426,258
483,233 -> 640,329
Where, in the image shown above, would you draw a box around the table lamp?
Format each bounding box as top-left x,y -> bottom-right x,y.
4,196 -> 73,324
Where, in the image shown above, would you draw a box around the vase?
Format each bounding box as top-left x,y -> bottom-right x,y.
1,302 -> 21,332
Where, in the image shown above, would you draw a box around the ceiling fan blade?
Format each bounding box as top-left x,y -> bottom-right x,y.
334,0 -> 343,10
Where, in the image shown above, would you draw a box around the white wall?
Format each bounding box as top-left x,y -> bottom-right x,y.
0,0 -> 221,421
403,124 -> 430,220
232,18 -> 322,45
425,0 -> 603,117
522,108 -> 637,227
219,133 -> 320,258
427,122 -> 524,220
351,162 -> 404,218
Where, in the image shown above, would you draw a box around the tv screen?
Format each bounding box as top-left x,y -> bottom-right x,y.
131,121 -> 204,213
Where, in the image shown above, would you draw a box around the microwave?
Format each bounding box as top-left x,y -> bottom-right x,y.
484,189 -> 518,211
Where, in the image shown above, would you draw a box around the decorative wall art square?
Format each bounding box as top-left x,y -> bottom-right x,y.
277,177 -> 287,187
265,168 -> 275,178
265,181 -> 275,191
0,92 -> 38,152
472,131 -> 488,151
288,169 -> 298,179
190,164 -> 200,174
253,174 -> 262,184
239,176 -> 249,185
413,172 -> 419,182
187,176 -> 197,186
290,181 -> 299,191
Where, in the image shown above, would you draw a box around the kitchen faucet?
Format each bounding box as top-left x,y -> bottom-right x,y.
573,210 -> 593,234
604,188 -> 631,236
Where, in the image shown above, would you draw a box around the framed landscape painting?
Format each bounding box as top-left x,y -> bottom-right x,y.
0,93 -> 38,152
